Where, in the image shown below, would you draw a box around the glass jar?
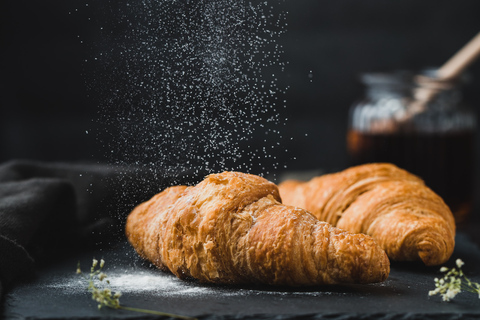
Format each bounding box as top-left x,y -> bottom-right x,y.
347,70 -> 476,223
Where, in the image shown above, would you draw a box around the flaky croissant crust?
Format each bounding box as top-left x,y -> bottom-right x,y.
126,171 -> 389,286
278,163 -> 456,266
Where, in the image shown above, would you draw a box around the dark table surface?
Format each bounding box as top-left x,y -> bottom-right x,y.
2,229 -> 480,320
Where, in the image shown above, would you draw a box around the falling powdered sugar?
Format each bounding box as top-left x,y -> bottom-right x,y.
81,0 -> 290,179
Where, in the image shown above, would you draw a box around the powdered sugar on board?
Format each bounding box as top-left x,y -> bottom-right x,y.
46,266 -> 353,298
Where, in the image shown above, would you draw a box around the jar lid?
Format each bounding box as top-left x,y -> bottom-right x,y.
360,70 -> 415,88
360,69 -> 468,89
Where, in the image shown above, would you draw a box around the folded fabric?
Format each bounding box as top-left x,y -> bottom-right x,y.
0,159 -> 201,299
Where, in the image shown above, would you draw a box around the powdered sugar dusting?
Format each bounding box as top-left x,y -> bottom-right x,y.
47,267 -> 345,298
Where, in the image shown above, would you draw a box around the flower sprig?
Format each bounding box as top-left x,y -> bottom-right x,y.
429,259 -> 480,301
77,259 -> 197,320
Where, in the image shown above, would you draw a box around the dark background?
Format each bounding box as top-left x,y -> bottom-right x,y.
1,0 -> 480,173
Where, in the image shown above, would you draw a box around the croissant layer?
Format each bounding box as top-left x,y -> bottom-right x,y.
126,171 -> 389,286
278,163 -> 456,266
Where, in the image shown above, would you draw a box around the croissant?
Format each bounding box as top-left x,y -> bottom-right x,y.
126,171 -> 389,286
278,163 -> 456,266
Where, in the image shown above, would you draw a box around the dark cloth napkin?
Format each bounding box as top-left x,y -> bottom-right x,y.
0,159 -> 202,300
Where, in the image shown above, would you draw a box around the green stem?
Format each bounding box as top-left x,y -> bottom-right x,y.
461,274 -> 480,294
119,305 -> 198,320
461,284 -> 479,294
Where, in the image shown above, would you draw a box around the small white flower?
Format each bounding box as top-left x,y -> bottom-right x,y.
456,259 -> 464,268
98,273 -> 107,281
92,259 -> 98,268
113,292 -> 122,299
100,259 -> 105,268
440,267 -> 448,272
446,288 -> 460,301
76,267 -> 82,274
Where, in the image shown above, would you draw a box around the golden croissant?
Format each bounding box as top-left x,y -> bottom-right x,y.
278,163 -> 455,266
126,171 -> 389,286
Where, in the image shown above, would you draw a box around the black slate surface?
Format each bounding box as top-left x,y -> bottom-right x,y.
2,232 -> 480,320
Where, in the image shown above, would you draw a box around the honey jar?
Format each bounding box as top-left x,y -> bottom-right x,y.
347,70 -> 476,222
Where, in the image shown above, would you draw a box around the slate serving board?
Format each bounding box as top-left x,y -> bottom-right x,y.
3,231 -> 480,320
